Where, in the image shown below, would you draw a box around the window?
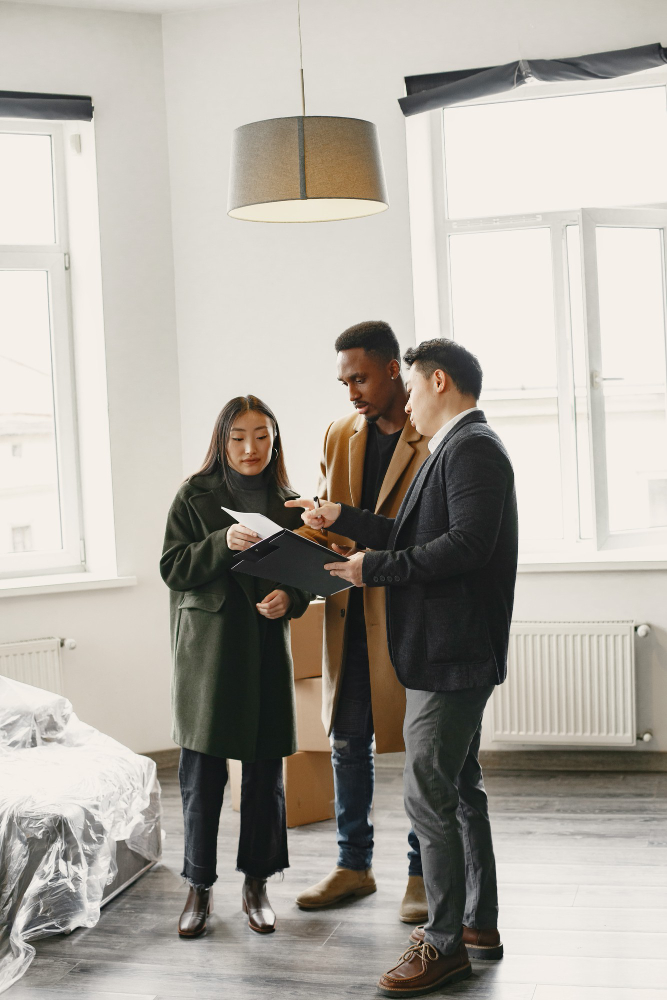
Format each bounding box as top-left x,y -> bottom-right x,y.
410,81 -> 667,555
0,122 -> 82,577
11,526 -> 32,553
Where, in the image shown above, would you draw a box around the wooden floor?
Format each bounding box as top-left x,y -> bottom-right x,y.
6,758 -> 667,1000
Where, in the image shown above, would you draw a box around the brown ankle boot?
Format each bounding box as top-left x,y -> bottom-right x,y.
242,876 -> 276,933
178,886 -> 212,938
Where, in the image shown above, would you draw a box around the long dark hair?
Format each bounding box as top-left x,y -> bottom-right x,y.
190,395 -> 292,493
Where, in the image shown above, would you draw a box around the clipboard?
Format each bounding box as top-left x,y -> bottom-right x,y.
231,529 -> 352,597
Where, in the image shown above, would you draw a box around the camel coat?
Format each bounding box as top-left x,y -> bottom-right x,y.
299,413 -> 430,752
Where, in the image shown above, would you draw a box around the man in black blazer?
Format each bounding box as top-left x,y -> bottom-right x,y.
290,339 -> 518,997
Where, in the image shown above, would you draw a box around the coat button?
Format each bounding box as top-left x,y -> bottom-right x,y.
380,576 -> 385,582
373,577 -> 379,583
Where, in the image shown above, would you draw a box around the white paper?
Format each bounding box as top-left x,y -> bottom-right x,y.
221,507 -> 283,540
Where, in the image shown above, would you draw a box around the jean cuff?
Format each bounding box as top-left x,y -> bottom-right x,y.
181,871 -> 217,890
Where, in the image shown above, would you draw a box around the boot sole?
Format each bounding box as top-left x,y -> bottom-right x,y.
376,961 -> 471,997
399,912 -> 428,925
466,943 -> 504,960
296,884 -> 377,910
242,897 -> 276,933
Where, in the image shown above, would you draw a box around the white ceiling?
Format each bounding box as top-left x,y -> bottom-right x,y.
5,0 -> 270,13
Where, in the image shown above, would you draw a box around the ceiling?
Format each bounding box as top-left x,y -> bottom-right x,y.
6,0 -> 270,13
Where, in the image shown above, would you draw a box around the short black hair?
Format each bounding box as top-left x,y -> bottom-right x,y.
403,338 -> 483,399
335,320 -> 401,364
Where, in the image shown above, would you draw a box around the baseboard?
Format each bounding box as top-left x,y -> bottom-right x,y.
143,748 -> 180,769
479,750 -> 667,772
142,746 -> 667,773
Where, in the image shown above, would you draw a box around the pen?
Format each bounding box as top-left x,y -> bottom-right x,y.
313,496 -> 324,531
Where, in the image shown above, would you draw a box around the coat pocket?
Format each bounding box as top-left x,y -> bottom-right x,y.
423,595 -> 490,664
178,591 -> 226,612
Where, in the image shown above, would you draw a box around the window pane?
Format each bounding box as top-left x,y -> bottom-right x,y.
0,134 -> 56,244
565,226 -> 594,539
444,87 -> 667,219
595,227 -> 667,532
449,227 -> 563,542
0,270 -> 63,555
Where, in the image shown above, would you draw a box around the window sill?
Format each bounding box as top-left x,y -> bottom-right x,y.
0,572 -> 138,598
518,552 -> 667,573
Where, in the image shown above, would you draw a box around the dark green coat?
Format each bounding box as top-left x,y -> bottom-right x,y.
160,470 -> 313,761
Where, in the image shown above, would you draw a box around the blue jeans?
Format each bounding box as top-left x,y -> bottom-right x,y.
332,616 -> 422,876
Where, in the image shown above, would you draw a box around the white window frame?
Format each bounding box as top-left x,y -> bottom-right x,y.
406,70 -> 667,558
580,206 -> 667,550
0,120 -> 83,578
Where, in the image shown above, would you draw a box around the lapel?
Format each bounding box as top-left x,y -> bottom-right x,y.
375,418 -> 423,514
348,415 -> 368,507
393,410 -> 488,538
393,448 -> 438,534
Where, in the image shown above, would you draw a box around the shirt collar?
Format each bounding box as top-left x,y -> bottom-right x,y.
428,407 -> 480,454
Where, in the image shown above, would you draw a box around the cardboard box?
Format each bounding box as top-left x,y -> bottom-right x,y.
284,751 -> 334,827
294,676 -> 329,751
228,751 -> 334,828
291,599 -> 324,680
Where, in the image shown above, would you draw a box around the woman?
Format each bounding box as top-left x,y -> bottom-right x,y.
160,395 -> 313,939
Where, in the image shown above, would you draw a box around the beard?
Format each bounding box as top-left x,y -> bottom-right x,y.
364,413 -> 379,424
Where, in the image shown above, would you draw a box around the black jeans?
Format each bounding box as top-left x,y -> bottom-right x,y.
179,748 -> 288,888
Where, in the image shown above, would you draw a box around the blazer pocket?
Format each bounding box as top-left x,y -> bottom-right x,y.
178,592 -> 226,613
423,596 -> 490,664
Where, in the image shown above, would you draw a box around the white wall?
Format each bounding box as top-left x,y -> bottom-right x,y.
162,0 -> 667,752
0,2 -> 181,753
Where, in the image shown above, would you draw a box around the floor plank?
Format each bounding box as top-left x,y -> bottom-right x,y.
5,760 -> 667,999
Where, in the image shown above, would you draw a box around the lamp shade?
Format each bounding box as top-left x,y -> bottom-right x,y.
228,116 -> 388,222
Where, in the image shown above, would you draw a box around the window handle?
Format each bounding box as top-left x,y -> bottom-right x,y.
591,370 -> 623,389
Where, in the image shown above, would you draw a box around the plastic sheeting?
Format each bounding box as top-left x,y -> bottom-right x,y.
0,676 -> 162,993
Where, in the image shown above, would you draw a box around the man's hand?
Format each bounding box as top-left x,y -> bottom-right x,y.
256,589 -> 292,619
285,497 -> 341,530
227,523 -> 260,551
324,551 -> 365,587
331,543 -> 358,557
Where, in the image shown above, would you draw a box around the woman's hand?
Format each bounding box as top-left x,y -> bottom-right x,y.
284,498 -> 341,530
256,589 -> 292,619
227,523 -> 260,551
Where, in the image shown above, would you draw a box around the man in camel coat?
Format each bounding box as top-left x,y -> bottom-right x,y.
293,321 -> 430,922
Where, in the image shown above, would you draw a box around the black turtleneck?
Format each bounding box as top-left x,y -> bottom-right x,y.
227,465 -> 272,516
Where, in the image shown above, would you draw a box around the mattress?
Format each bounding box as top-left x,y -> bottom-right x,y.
0,675 -> 162,994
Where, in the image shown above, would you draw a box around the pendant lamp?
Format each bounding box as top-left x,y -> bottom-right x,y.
227,1 -> 388,223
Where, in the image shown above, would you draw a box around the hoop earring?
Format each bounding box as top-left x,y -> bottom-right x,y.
272,446 -> 279,460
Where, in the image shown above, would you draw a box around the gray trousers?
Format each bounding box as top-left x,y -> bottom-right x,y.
403,684 -> 498,956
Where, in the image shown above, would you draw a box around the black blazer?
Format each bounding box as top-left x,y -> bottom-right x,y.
335,411 -> 518,692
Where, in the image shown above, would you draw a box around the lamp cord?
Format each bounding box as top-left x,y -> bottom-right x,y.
297,0 -> 306,116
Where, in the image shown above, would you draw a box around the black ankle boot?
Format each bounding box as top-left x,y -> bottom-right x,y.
178,885 -> 213,937
242,876 -> 276,933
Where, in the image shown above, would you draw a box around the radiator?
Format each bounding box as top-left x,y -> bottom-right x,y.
0,637 -> 66,694
491,621 -> 637,746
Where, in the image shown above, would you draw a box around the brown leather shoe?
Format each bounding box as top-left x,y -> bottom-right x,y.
377,941 -> 471,997
409,923 -> 503,960
242,876 -> 276,933
178,886 -> 212,938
